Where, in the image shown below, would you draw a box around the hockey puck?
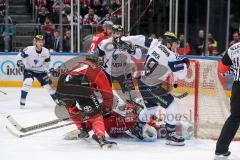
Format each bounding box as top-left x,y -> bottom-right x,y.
173,84 -> 178,88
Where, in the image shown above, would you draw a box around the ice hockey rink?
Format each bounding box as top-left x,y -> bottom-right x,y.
0,87 -> 240,160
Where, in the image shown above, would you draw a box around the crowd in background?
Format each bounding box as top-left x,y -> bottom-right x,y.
34,0 -> 122,52
149,29 -> 240,56
0,0 -> 240,54
0,0 -> 14,52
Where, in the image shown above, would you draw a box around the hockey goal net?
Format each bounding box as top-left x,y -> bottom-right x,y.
171,59 -> 240,140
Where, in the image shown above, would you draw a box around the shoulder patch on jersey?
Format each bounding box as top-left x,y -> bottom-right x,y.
145,37 -> 153,48
20,51 -> 29,58
158,45 -> 170,57
23,47 -> 28,52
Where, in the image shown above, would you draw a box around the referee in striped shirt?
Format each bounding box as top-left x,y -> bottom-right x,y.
215,42 -> 240,160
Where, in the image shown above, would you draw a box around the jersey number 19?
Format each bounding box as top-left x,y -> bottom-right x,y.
144,55 -> 159,76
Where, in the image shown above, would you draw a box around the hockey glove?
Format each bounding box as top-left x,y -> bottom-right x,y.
182,58 -> 190,68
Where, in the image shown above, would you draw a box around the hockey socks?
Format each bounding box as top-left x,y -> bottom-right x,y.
20,90 -> 28,108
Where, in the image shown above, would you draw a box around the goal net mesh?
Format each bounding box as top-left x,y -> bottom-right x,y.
172,59 -> 240,139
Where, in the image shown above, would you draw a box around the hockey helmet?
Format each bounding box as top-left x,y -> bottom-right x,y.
112,25 -> 123,32
162,32 -> 178,46
103,21 -> 113,28
35,35 -> 44,41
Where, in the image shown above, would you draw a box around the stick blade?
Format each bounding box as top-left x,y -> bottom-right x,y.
6,115 -> 28,132
6,125 -> 23,138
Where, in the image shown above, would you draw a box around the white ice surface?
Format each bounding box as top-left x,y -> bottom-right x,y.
0,87 -> 239,160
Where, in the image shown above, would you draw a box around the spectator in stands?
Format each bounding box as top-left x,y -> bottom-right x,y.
194,29 -> 205,55
42,17 -> 54,49
229,32 -> 240,47
110,0 -> 121,11
0,11 -> 4,33
105,7 -> 118,24
0,0 -> 5,14
177,33 -> 191,55
63,30 -> 71,52
93,0 -> 108,20
70,8 -> 82,25
38,6 -> 50,24
51,3 -> 61,25
0,32 -> 4,51
35,0 -> 47,8
208,33 -> 218,56
80,0 -> 89,18
64,6 -> 71,22
83,8 -> 98,25
34,0 -> 47,20
62,14 -> 70,33
51,29 -> 61,52
109,0 -> 121,22
2,16 -> 14,51
84,8 -> 99,21
46,0 -> 54,14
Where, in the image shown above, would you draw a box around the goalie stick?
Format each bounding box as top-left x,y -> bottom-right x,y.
6,122 -> 74,138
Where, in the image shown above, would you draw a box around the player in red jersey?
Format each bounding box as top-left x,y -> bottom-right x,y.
89,21 -> 113,54
56,56 -> 117,149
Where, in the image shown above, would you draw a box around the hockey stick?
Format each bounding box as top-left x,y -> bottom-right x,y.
146,88 -> 188,100
6,113 -> 76,133
0,90 -> 7,95
6,122 -> 74,138
172,92 -> 189,99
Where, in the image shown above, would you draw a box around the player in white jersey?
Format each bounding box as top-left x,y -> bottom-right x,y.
95,25 -> 141,101
16,35 -> 60,109
121,32 -> 190,146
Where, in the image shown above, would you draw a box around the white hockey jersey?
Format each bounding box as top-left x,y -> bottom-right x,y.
16,46 -> 51,73
121,35 -> 187,86
96,37 -> 141,77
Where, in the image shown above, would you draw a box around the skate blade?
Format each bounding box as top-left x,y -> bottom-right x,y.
214,155 -> 229,160
64,136 -> 78,140
20,106 -> 26,109
166,140 -> 185,146
101,144 -> 118,150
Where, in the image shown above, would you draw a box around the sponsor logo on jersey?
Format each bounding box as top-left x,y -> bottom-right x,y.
83,106 -> 93,112
34,59 -> 39,65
